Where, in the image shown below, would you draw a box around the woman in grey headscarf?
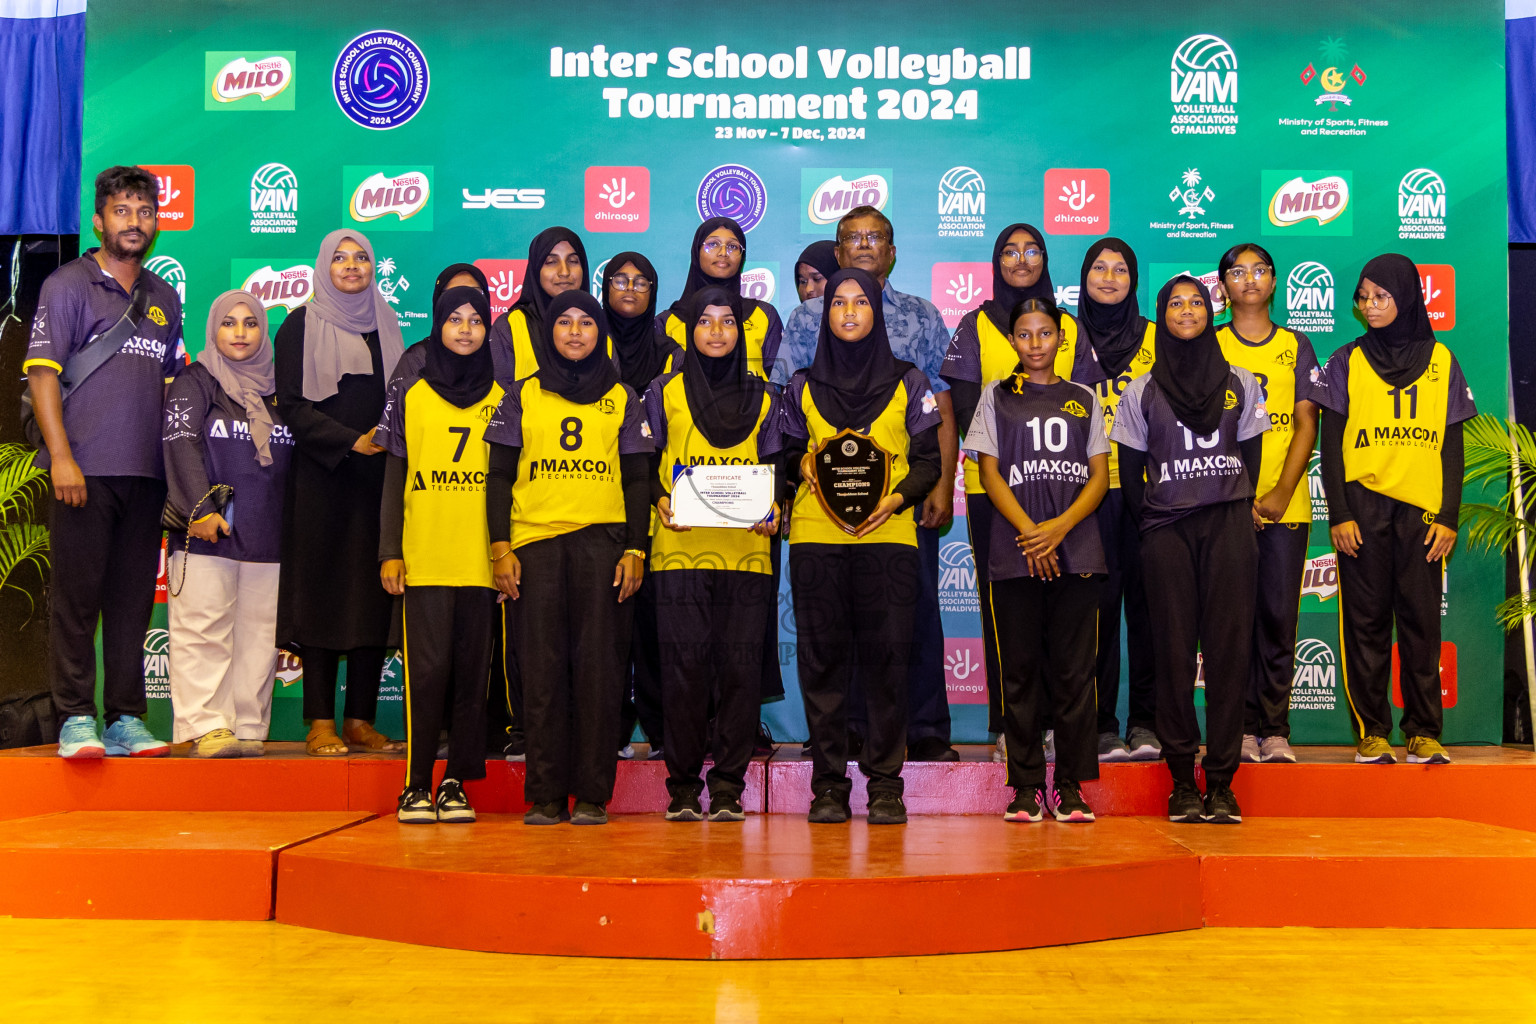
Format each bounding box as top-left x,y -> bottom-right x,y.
274,229 -> 406,756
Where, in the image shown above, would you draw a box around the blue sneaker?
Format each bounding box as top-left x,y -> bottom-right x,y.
102,716 -> 169,757
58,715 -> 105,759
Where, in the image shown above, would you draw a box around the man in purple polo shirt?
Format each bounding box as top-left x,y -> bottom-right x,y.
24,166 -> 184,758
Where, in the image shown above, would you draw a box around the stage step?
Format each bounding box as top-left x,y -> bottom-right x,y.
0,811 -> 372,920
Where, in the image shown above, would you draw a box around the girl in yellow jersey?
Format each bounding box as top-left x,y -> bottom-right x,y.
1310,254 -> 1475,766
646,286 -> 784,822
486,227 -> 617,382
658,217 -> 783,382
1215,244 -> 1321,765
376,287 -> 502,824
783,268 -> 942,826
485,291 -> 654,826
1073,237 -> 1161,764
942,223 -> 1077,743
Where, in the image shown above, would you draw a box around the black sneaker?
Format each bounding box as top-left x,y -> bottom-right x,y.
396,786 -> 436,824
906,736 -> 960,762
754,722 -> 775,757
502,730 -> 526,762
571,800 -> 608,825
1203,783 -> 1243,824
1049,779 -> 1096,823
867,793 -> 908,825
707,795 -> 746,822
808,791 -> 850,824
665,792 -> 703,821
647,746 -> 666,761
523,800 -> 566,825
435,778 -> 475,823
1167,781 -> 1204,824
1003,788 -> 1044,823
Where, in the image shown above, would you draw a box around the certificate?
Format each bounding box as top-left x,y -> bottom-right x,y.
671,464 -> 776,529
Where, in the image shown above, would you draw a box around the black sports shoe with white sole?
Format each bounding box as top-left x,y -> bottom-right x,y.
397,787 -> 436,824
1167,781 -> 1204,823
435,778 -> 476,823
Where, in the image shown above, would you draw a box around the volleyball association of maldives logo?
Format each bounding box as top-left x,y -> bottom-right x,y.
697,165 -> 768,232
1290,637 -> 1337,711
1285,260 -> 1335,335
333,30 -> 430,130
1399,168 -> 1447,240
144,255 -> 186,303
937,165 -> 986,239
250,162 -> 298,235
1169,34 -> 1238,135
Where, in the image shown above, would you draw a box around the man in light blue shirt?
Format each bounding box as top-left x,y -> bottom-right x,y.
777,206 -> 960,761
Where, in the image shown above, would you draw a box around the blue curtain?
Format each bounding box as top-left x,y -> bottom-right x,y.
1511,3 -> 1536,241
0,1 -> 85,234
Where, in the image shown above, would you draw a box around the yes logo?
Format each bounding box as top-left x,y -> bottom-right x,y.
138,165 -> 194,230
1417,264 -> 1455,329
930,262 -> 992,328
1043,168 -> 1109,234
473,259 -> 526,318
585,166 -> 650,232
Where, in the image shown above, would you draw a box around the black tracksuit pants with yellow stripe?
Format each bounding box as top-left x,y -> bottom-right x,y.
1337,482 -> 1444,741
403,585 -> 493,791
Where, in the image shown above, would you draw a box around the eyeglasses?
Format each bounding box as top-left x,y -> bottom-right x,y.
700,239 -> 743,257
1355,291 -> 1394,309
838,230 -> 889,247
1224,265 -> 1271,283
609,275 -> 652,293
999,247 -> 1044,266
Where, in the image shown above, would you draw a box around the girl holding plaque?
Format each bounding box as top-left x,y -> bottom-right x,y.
1311,253 -> 1474,767
964,296 -> 1109,823
1110,277 -> 1269,825
645,285 -> 784,822
658,217 -> 783,382
484,291 -> 655,826
781,268 -> 943,826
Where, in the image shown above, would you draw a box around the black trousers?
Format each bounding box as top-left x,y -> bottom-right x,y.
300,645 -> 387,722
1095,487 -> 1157,735
655,568 -> 773,801
1337,483 -> 1444,740
619,561 -> 664,747
760,532 -> 786,704
790,542 -> 919,801
967,493 -> 1005,733
402,586 -> 492,790
847,523 -> 952,742
48,475 -> 166,721
492,599 -> 523,738
990,573 -> 1102,790
516,524 -> 633,805
1247,522 -> 1309,738
1141,501 -> 1257,788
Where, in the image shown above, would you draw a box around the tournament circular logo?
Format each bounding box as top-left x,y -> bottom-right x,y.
697,164 -> 768,232
332,30 -> 430,130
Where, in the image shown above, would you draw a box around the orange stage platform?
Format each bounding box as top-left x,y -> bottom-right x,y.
3,744 -> 1535,958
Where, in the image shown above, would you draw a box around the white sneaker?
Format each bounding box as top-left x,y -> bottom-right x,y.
991,734 -> 1007,763
617,743 -> 636,760
1240,734 -> 1262,763
1260,736 -> 1299,763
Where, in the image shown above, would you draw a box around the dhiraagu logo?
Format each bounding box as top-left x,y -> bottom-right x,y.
1263,171 -> 1352,235
343,167 -> 433,231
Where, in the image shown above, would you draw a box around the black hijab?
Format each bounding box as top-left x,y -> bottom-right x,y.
1078,236 -> 1147,377
682,286 -> 767,450
796,240 -> 840,282
981,223 -> 1053,335
513,226 -> 589,332
807,268 -> 912,431
534,290 -> 620,406
432,263 -> 488,306
1355,253 -> 1436,388
423,286 -> 495,408
669,217 -> 753,320
1149,275 -> 1229,437
602,251 -> 668,392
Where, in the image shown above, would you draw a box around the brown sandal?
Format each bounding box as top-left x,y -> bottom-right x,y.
343,718 -> 405,753
306,720 -> 349,757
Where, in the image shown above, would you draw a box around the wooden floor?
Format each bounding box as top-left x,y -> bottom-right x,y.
2,918 -> 1533,1022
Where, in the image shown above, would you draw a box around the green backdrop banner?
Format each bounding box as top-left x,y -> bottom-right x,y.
83,0 -> 1508,745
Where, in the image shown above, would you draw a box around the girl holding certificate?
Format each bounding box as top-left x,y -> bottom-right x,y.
645,286 -> 784,822
781,268 -> 942,826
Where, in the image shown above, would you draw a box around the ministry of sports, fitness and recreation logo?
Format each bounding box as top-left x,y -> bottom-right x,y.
801,168 -> 891,233
1149,167 -> 1232,240
1280,38 -> 1386,137
1169,34 -> 1238,135
344,167 -> 433,230
144,255 -> 186,302
206,52 -> 295,110
250,162 -> 298,235
333,31 -> 429,130
1399,168 -> 1447,241
1290,637 -> 1337,712
1263,171 -> 1352,236
1301,40 -> 1367,112
937,166 -> 986,239
239,263 -> 313,312
697,165 -> 768,232
1285,261 -> 1335,335
937,540 -> 979,615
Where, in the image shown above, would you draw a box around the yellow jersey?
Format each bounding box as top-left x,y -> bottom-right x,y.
1217,325 -> 1320,524
1086,322 -> 1158,490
